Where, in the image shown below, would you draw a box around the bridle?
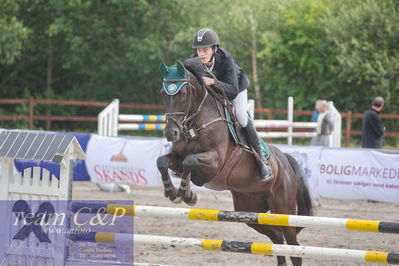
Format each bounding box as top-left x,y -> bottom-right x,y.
164,72 -> 225,142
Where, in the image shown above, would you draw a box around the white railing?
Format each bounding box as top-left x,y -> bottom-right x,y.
97,97 -> 341,147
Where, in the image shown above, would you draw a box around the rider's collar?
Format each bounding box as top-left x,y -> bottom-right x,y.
204,58 -> 215,72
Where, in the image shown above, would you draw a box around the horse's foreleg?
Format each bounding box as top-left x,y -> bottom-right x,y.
178,155 -> 198,205
157,153 -> 181,203
178,150 -> 218,206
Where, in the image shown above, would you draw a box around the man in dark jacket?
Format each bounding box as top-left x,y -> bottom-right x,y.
361,96 -> 385,148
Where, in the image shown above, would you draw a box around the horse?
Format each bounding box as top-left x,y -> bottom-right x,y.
156,59 -> 313,266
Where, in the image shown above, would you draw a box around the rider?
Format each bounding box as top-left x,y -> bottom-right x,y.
191,28 -> 272,182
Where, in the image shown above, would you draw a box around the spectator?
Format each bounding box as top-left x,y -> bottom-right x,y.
311,100 -> 334,147
311,99 -> 322,122
361,96 -> 385,148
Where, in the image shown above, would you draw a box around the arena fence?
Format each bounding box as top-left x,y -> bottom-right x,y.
98,97 -> 342,147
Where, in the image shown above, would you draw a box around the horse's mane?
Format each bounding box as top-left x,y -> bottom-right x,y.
183,57 -> 210,87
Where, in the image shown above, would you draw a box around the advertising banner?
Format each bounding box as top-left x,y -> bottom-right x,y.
276,144 -> 322,198
318,148 -> 399,203
86,135 -> 164,186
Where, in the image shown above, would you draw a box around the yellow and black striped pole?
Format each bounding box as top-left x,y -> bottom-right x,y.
67,233 -> 399,264
70,203 -> 399,234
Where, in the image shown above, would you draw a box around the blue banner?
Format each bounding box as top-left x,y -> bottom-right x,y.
14,132 -> 91,181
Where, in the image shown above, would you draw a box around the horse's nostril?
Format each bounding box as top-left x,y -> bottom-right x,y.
173,130 -> 178,137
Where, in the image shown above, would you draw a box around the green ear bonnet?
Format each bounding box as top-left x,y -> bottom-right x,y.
160,61 -> 188,95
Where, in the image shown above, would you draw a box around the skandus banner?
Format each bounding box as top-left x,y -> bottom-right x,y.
86,135 -> 164,186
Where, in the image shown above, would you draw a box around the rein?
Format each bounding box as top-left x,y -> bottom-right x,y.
165,74 -> 227,142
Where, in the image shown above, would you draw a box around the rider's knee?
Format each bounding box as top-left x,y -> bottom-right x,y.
236,110 -> 248,127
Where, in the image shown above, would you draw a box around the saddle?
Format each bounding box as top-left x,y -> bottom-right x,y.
204,80 -> 269,157
202,70 -> 269,157
223,106 -> 270,157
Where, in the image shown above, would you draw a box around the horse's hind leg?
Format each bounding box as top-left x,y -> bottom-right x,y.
282,227 -> 301,266
268,192 -> 302,266
231,191 -> 289,266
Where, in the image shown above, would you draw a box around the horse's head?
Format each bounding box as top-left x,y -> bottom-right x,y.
160,60 -> 206,143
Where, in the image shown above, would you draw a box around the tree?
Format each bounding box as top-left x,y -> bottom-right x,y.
0,0 -> 189,104
172,0 -> 281,112
224,0 -> 280,112
0,1 -> 29,65
324,0 -> 399,113
0,0 -> 191,131
257,0 -> 337,110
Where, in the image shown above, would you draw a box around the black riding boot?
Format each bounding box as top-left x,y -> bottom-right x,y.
244,120 -> 272,181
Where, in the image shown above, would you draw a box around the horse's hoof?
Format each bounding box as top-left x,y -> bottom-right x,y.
177,187 -> 185,198
182,193 -> 197,206
164,189 -> 181,204
186,193 -> 197,206
172,196 -> 182,204
179,188 -> 197,206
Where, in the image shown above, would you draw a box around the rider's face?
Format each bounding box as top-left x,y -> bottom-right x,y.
197,47 -> 215,65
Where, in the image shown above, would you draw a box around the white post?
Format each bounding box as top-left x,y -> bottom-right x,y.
0,158 -> 13,200
59,150 -> 73,201
98,99 -> 119,137
0,158 -> 14,264
287,97 -> 293,145
328,101 -> 342,148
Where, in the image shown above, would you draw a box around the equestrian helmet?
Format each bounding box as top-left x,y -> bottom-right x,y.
192,28 -> 220,48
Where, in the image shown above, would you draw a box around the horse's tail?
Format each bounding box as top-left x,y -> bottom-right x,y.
284,153 -> 313,232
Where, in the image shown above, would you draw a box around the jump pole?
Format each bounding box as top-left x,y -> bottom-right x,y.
70,233 -> 399,265
70,203 -> 399,234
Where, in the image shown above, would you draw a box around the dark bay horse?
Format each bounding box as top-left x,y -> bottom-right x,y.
156,60 -> 313,266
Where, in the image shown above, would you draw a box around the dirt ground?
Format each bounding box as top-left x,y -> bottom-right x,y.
73,182 -> 399,266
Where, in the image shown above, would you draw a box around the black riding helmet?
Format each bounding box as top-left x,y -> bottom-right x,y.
192,28 -> 220,48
